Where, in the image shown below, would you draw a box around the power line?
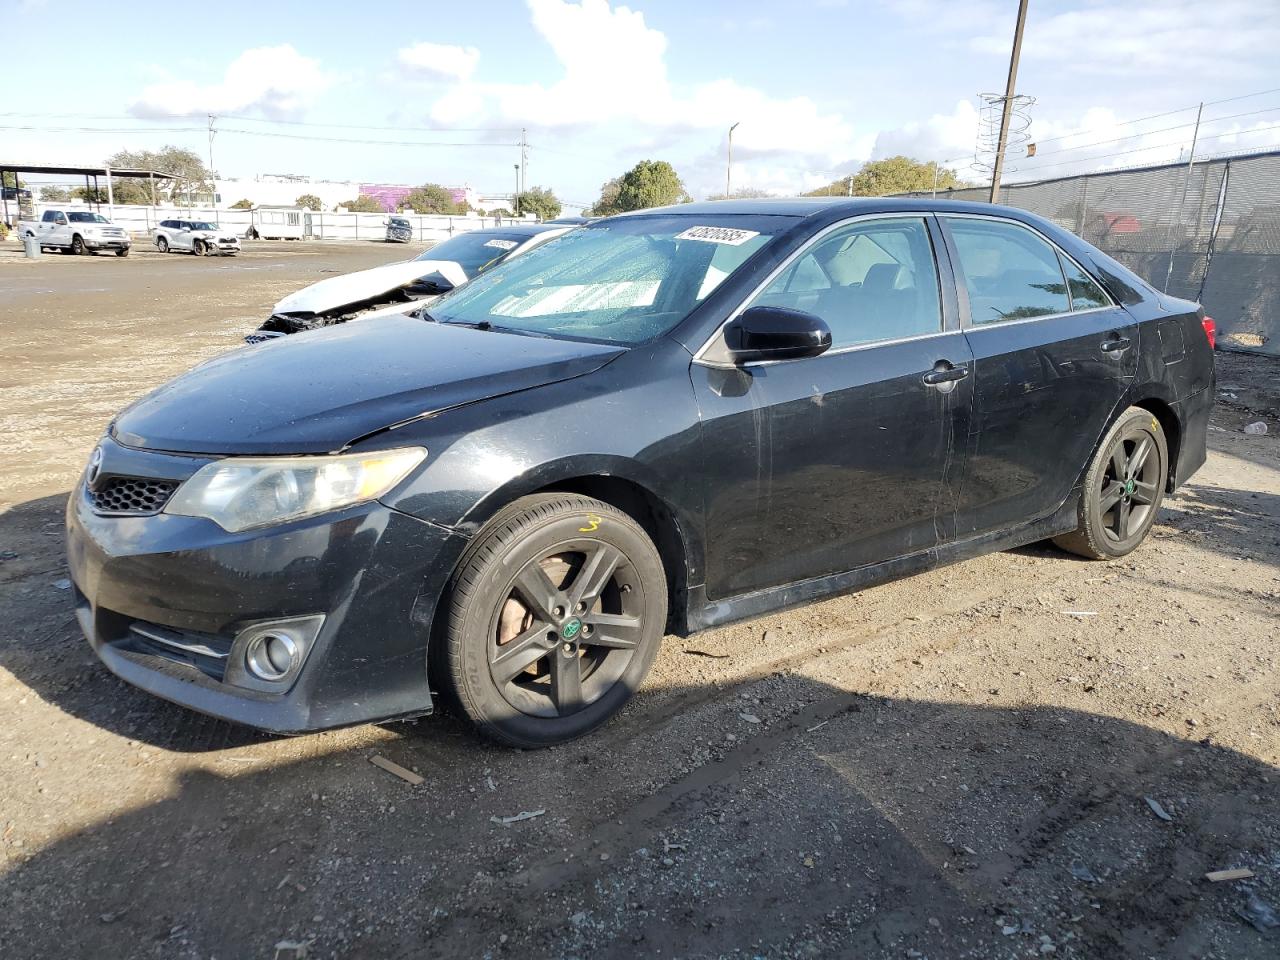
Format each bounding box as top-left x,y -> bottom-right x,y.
1010,120 -> 1280,172
1021,104 -> 1280,161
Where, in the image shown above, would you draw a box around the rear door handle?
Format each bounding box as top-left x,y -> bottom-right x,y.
1100,335 -> 1131,353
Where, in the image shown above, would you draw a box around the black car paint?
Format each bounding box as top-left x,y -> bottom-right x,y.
65,198 -> 1214,734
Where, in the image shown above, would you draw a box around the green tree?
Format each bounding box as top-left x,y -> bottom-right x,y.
341,195 -> 386,213
804,157 -> 968,198
229,198 -> 255,209
585,176 -> 623,217
403,183 -> 467,215
39,186 -> 72,202
1,172 -> 26,190
613,160 -> 689,212
295,193 -> 322,211
514,186 -> 562,220
104,145 -> 213,204
488,207 -> 513,219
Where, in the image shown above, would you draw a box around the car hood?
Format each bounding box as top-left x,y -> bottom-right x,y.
112,315 -> 626,456
274,259 -> 469,315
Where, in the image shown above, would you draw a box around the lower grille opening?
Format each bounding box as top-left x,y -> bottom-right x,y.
125,621 -> 232,681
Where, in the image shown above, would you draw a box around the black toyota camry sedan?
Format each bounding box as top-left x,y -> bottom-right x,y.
66,198 -> 1214,747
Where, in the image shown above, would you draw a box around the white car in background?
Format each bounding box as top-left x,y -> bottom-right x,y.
246,223 -> 571,342
153,219 -> 242,256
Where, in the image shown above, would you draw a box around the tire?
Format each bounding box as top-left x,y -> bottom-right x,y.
1054,406 -> 1168,560
192,239 -> 204,256
71,234 -> 86,255
156,236 -> 169,253
115,247 -> 129,258
440,493 -> 667,748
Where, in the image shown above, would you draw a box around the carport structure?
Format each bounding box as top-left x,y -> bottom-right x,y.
0,162 -> 178,224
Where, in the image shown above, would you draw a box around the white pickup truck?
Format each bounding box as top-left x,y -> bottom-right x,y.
18,209 -> 132,256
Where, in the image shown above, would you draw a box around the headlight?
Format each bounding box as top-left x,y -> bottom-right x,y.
165,447 -> 427,532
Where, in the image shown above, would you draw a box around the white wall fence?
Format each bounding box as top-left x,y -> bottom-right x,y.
25,201 -> 523,244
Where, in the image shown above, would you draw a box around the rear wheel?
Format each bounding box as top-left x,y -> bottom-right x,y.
115,247 -> 129,257
441,493 -> 667,747
1054,406 -> 1168,560
156,236 -> 169,253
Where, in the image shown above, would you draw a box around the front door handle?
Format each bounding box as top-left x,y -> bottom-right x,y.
922,361 -> 970,388
1100,335 -> 1132,354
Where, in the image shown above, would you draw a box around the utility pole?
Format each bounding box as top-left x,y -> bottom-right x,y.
1163,101 -> 1204,292
726,122 -> 739,198
520,127 -> 527,198
847,174 -> 854,197
207,114 -> 217,209
988,0 -> 1029,204
931,162 -> 940,197
514,164 -> 521,217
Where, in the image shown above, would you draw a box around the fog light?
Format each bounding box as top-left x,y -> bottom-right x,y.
245,632 -> 299,681
225,614 -> 324,692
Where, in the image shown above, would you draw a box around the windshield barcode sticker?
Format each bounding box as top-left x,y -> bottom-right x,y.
484,239 -> 518,250
676,226 -> 760,245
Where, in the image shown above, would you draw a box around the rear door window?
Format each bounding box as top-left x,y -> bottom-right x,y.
945,218 -> 1070,325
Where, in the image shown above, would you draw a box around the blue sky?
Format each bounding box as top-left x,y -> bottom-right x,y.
5,0 -> 1280,210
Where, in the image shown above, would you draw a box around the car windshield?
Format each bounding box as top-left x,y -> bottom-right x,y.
191,221 -> 218,231
414,231 -> 532,274
68,213 -> 110,223
427,215 -> 787,345
390,218 -> 410,227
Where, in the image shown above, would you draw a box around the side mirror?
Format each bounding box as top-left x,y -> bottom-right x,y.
55,216 -> 68,225
723,305 -> 832,364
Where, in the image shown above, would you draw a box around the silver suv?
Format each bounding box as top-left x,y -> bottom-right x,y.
153,219 -> 241,256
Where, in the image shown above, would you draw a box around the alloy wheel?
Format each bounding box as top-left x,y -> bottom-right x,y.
1098,430 -> 1161,543
488,541 -> 644,719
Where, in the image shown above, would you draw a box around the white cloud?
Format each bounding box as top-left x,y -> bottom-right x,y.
968,0 -> 1280,78
397,42 -> 481,82
868,100 -> 980,170
129,45 -> 332,119
406,0 -> 868,195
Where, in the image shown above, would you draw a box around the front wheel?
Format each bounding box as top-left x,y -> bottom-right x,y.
115,247 -> 129,257
192,239 -> 204,256
1054,406 -> 1168,560
71,235 -> 86,255
156,236 -> 169,253
440,493 -> 667,748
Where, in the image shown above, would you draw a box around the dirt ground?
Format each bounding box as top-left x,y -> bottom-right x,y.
0,241 -> 1277,960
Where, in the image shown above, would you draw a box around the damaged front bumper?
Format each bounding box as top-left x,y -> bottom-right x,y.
65,440 -> 469,733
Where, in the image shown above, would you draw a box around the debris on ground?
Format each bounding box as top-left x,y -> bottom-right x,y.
1235,893 -> 1280,932
1069,860 -> 1100,883
739,712 -> 761,724
490,809 -> 546,826
52,578 -> 70,590
1143,796 -> 1174,821
1062,610 -> 1098,617
274,939 -> 312,959
683,648 -> 729,659
1206,868 -> 1255,882
368,755 -> 423,786
1243,421 -> 1268,435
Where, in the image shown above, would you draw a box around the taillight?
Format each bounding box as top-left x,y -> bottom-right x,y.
1201,316 -> 1216,350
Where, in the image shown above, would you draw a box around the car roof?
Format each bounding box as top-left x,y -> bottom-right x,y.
612,197 -> 1024,220
481,222 -> 564,236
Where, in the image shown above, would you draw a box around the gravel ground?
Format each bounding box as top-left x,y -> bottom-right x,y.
0,242 -> 1277,959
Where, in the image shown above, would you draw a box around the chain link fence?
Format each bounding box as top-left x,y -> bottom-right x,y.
901,149 -> 1280,355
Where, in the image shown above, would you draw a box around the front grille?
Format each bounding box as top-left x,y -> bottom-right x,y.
89,476 -> 178,516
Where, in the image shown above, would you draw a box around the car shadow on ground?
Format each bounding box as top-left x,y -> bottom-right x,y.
0,681 -> 1277,959
2,486 -> 1280,958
